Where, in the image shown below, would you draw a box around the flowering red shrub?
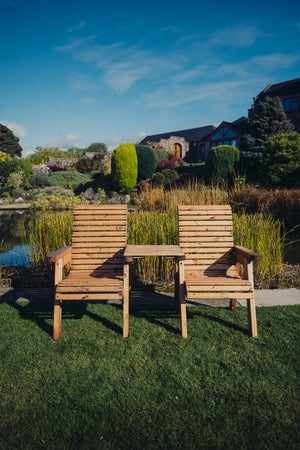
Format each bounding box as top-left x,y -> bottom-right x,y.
156,157 -> 184,171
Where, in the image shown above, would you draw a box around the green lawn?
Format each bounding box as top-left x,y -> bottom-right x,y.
0,301 -> 299,449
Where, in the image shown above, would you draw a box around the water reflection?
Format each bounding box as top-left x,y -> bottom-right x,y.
0,244 -> 31,267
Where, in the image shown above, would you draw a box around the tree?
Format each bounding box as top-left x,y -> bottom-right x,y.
242,96 -> 294,155
262,133 -> 300,188
0,123 -> 22,157
87,142 -> 108,153
111,143 -> 137,191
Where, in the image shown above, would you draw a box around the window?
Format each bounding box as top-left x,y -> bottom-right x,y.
211,127 -> 237,141
282,97 -> 298,112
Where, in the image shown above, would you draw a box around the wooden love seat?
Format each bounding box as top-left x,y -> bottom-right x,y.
178,205 -> 260,337
48,205 -> 129,339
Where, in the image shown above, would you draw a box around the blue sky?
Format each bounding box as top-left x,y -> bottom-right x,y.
1,0 -> 299,155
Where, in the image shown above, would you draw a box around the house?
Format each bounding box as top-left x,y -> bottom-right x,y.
249,77 -> 300,131
140,78 -> 300,163
139,125 -> 216,162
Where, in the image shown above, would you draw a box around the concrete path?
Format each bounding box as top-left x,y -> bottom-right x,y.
0,286 -> 299,307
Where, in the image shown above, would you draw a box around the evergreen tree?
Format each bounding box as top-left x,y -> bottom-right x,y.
0,123 -> 22,157
246,96 -> 294,154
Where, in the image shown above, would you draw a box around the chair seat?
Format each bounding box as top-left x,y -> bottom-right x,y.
185,268 -> 253,299
56,270 -> 123,300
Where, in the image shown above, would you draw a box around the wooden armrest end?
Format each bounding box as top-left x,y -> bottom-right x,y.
234,245 -> 261,262
48,245 -> 72,263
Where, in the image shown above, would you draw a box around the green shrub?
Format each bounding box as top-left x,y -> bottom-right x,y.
262,133 -> 300,188
32,172 -> 51,188
161,169 -> 179,184
135,145 -> 158,181
111,143 -> 138,191
152,172 -> 166,186
206,145 -> 239,183
0,158 -> 33,189
154,147 -> 169,161
11,188 -> 25,198
49,171 -> 90,189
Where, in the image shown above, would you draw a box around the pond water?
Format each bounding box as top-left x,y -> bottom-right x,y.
0,210 -> 299,267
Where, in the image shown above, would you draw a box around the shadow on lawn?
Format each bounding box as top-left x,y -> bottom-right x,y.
0,289 -> 249,337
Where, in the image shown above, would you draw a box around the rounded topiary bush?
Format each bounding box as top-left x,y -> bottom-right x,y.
152,172 -> 166,186
135,145 -> 158,181
205,145 -> 239,183
161,169 -> 179,184
111,143 -> 138,191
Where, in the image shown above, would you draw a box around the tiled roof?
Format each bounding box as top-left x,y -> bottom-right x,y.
255,78 -> 300,99
139,125 -> 216,144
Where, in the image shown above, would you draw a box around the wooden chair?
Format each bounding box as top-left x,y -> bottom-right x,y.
48,205 -> 129,340
178,205 -> 260,337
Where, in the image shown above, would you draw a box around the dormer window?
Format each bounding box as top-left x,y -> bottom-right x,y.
282,97 -> 298,112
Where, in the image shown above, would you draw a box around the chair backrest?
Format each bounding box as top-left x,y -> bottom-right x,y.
178,205 -> 234,272
71,205 -> 127,274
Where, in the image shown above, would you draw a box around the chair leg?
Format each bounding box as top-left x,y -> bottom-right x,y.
178,259 -> 187,338
247,297 -> 258,338
123,263 -> 130,338
230,299 -> 237,311
53,298 -> 62,340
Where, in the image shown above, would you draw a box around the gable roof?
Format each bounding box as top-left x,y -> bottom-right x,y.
255,78 -> 300,100
204,117 -> 248,141
139,125 -> 216,145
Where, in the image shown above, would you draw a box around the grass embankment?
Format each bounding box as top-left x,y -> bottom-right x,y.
0,301 -> 299,449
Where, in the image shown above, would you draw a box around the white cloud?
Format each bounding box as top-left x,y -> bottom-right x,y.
40,133 -> 83,149
77,21 -> 86,29
0,120 -> 29,139
70,74 -> 99,92
211,25 -> 267,47
106,131 -> 147,152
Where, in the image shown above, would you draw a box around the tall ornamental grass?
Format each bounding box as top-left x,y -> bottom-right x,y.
26,210 -> 284,288
138,180 -> 229,212
26,211 -> 72,265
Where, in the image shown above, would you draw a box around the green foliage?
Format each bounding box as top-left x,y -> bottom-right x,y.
32,171 -> 51,188
75,154 -> 110,173
154,147 -> 169,161
0,158 -> 33,190
262,133 -> 300,188
206,145 -> 240,183
8,172 -> 23,189
0,123 -> 22,157
0,150 -> 11,160
161,168 -> 179,184
49,171 -> 91,189
111,143 -> 138,191
87,142 -> 108,153
152,172 -> 166,186
28,147 -> 79,164
135,145 -> 158,181
244,97 -> 294,155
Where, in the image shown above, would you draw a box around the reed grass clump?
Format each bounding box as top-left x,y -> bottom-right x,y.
26,211 -> 72,265
233,213 -> 284,286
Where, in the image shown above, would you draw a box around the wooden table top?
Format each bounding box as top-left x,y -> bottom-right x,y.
124,244 -> 185,258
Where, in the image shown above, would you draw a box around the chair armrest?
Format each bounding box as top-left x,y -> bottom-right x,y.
234,245 -> 260,264
48,246 -> 72,286
48,246 -> 72,263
